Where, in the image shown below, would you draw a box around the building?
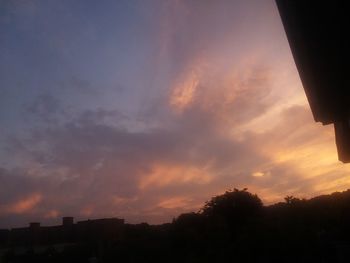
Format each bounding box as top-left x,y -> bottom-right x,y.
1,217 -> 124,249
276,1 -> 350,162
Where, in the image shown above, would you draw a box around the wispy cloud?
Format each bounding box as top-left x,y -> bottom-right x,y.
1,193 -> 42,215
1,0 -> 349,228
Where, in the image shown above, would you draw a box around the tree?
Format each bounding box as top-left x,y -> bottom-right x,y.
284,195 -> 302,205
201,188 -> 263,225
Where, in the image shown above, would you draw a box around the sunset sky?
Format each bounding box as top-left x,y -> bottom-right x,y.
1,0 -> 350,228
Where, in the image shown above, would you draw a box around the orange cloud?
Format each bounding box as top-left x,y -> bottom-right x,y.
252,171 -> 265,177
139,163 -> 212,190
80,206 -> 94,217
44,209 -> 60,219
3,193 -> 42,215
240,102 -> 350,202
170,70 -> 199,112
157,197 -> 192,209
113,196 -> 138,205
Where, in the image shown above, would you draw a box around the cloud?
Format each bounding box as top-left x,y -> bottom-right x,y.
3,69 -> 350,227
170,70 -> 199,113
4,193 -> 42,215
139,163 -> 212,190
1,0 -> 349,228
0,193 -> 43,216
25,92 -> 62,122
157,197 -> 193,210
1,66 -> 272,225
59,76 -> 98,96
44,209 -> 59,219
0,54 -> 319,227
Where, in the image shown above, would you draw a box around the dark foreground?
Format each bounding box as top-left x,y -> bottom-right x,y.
1,188 -> 350,262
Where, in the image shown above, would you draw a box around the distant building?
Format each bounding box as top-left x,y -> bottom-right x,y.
1,217 -> 125,248
62,217 -> 74,226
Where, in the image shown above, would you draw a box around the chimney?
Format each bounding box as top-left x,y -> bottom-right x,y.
62,217 -> 74,226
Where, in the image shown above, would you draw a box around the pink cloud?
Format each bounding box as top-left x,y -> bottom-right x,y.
1,193 -> 42,215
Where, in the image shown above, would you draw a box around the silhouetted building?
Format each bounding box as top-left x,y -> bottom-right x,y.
2,189 -> 350,262
76,218 -> 125,242
62,216 -> 74,226
4,217 -> 124,248
0,229 -> 9,247
276,1 -> 350,162
29,222 -> 40,229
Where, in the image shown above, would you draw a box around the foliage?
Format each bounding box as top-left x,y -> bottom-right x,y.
3,188 -> 350,262
201,188 -> 263,221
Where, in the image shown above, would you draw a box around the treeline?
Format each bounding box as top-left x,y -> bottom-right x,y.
3,188 -> 350,262
116,189 -> 350,262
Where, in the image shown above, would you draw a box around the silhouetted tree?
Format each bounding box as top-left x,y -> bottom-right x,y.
201,188 -> 262,221
4,188 -> 350,262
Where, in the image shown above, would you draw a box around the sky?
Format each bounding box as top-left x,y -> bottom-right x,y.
1,0 -> 350,228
